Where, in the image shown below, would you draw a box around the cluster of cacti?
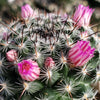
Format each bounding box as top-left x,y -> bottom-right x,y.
0,4 -> 100,100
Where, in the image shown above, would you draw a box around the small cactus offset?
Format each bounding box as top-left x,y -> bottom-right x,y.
0,4 -> 100,100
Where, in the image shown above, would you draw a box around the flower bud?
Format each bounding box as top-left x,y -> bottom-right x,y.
45,57 -> 55,68
6,50 -> 18,62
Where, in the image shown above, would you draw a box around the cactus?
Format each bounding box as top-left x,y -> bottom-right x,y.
0,4 -> 100,100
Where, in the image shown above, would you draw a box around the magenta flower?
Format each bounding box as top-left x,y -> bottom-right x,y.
21,4 -> 34,19
18,59 -> 40,81
45,57 -> 55,68
68,40 -> 95,67
73,4 -> 94,27
6,50 -> 18,62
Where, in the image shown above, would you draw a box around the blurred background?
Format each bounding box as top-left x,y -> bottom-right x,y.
0,0 -> 100,29
0,0 -> 100,30
0,0 -> 100,31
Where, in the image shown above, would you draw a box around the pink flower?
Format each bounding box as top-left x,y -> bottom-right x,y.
73,4 -> 94,27
6,50 -> 18,62
18,59 -> 40,81
21,4 -> 34,19
45,57 -> 55,68
68,40 -> 95,67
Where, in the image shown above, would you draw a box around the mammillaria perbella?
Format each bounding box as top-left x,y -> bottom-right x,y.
0,3 -> 99,100
73,4 -> 94,27
18,59 -> 40,81
68,40 -> 95,67
45,57 -> 55,68
6,50 -> 18,62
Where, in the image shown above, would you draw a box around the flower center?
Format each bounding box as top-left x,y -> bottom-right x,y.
22,62 -> 31,72
65,85 -> 71,92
